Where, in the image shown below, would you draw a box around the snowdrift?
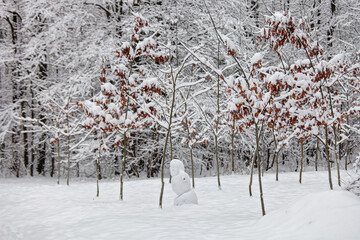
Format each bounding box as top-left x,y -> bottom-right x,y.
256,191 -> 360,240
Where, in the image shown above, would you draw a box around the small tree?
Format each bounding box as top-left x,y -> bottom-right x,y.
80,13 -> 166,199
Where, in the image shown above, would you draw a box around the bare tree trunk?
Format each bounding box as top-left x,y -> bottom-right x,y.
215,40 -> 221,190
66,113 -> 70,186
21,102 -> 29,173
327,0 -> 336,49
215,135 -> 221,189
299,141 -> 304,184
97,141 -> 101,197
183,92 -> 195,187
325,127 -> 333,190
7,13 -> 21,178
345,139 -> 349,171
57,137 -> 60,184
231,118 -> 236,174
262,133 -> 266,177
50,144 -> 55,177
249,152 -> 257,197
315,137 -> 319,171
169,131 -> 173,184
120,63 -> 132,200
159,65 -> 177,208
159,126 -> 171,208
255,122 -> 266,216
30,81 -> 35,177
333,127 -> 341,186
273,129 -> 279,181
120,133 -> 127,200
76,162 -> 80,178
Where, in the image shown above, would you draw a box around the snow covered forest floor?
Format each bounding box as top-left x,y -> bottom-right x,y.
1,170 -> 360,240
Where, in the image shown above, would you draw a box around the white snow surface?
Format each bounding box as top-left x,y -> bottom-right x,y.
1,171 -> 360,240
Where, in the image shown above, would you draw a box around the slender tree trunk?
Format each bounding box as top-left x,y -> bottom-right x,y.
159,67 -> 177,208
300,141 -> 304,184
344,94 -> 350,171
159,126 -> 171,208
249,152 -> 257,197
262,133 -> 266,177
190,147 -> 195,188
327,0 -> 336,49
215,40 -> 221,190
66,114 -> 70,186
345,139 -> 348,171
215,135 -> 221,189
50,144 -> 55,177
120,134 -> 127,200
76,162 -> 80,178
97,141 -> 101,197
315,137 -> 319,171
255,122 -> 266,216
170,131 -> 173,160
30,144 -> 34,176
184,117 -> 195,187
333,127 -> 341,186
57,137 -> 60,184
273,129 -> 279,181
120,63 -> 132,200
169,131 -> 173,184
21,103 -> 29,173
325,127 -> 333,190
231,118 -> 236,174
326,79 -> 339,187
30,81 -> 35,177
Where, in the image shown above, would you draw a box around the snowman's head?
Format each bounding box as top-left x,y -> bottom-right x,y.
170,159 -> 185,176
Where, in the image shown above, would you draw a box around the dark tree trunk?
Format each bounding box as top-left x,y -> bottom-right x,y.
327,0 -> 336,48
37,135 -> 46,175
50,144 -> 55,177
6,12 -> 21,177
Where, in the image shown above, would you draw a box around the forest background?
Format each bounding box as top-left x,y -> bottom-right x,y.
1,1 -> 359,204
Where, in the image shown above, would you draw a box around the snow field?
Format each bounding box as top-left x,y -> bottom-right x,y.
1,170 -> 360,240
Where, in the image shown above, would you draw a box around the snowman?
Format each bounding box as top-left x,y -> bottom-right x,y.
170,159 -> 198,206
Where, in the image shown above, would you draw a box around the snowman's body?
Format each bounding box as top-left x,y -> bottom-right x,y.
170,159 -> 198,206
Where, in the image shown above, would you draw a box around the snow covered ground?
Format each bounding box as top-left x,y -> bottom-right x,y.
1,170 -> 360,240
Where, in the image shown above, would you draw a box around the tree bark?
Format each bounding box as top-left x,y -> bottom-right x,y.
120,133 -> 127,200
231,118 -> 236,174
327,0 -> 336,49
315,137 -> 319,171
159,65 -> 177,208
255,122 -> 266,216
190,147 -> 195,188
325,127 -> 333,190
66,113 -> 70,186
273,129 -> 279,181
299,141 -> 304,184
215,39 -> 221,190
57,137 -> 60,184
50,144 -> 55,177
333,126 -> 341,186
97,141 -> 101,197
249,152 -> 256,197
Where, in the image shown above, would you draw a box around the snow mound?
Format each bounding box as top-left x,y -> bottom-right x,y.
174,189 -> 198,206
256,191 -> 360,240
345,176 -> 360,196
